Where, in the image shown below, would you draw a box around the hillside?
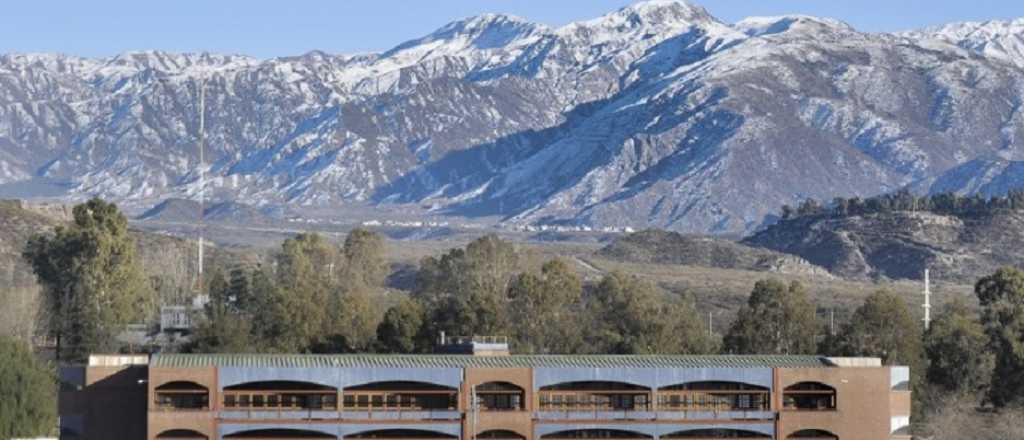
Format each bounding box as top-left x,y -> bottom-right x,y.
598,229 -> 830,276
138,198 -> 283,225
743,209 -> 1024,282
2,1 -> 1024,234
0,199 -> 262,322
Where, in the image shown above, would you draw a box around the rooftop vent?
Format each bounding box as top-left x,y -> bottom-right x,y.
438,335 -> 510,356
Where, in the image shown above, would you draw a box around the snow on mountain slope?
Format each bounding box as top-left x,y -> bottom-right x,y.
2,0 -> 1024,234
903,18 -> 1024,68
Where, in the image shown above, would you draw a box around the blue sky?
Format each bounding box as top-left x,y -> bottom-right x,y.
2,0 -> 1022,58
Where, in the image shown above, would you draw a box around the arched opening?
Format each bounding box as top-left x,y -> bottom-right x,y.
783,383 -> 836,411
223,381 -> 338,410
155,381 -> 210,410
541,429 -> 651,439
787,429 -> 838,439
539,381 -> 651,411
657,381 -> 770,412
156,429 -> 209,439
477,430 -> 527,440
475,381 -> 525,411
224,428 -> 336,439
342,381 -> 458,412
345,429 -> 458,440
664,429 -> 771,438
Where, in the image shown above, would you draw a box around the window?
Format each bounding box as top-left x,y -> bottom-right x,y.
783,383 -> 837,411
155,382 -> 210,410
657,382 -> 770,412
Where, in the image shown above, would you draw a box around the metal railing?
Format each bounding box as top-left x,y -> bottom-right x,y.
218,409 -> 460,421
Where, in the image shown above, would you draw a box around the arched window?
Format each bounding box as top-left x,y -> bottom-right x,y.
541,429 -> 651,439
658,381 -> 770,412
664,429 -> 771,438
224,428 -> 336,438
155,381 -> 209,410
783,383 -> 836,411
475,382 -> 525,411
787,429 -> 838,439
343,381 -> 458,411
156,429 -> 208,439
477,430 -> 526,440
346,429 -> 458,439
539,381 -> 651,411
223,381 -> 337,410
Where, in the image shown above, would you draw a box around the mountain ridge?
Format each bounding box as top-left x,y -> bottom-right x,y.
2,0 -> 1024,234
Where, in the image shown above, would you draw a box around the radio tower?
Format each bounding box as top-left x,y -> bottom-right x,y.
922,269 -> 932,330
196,77 -> 207,298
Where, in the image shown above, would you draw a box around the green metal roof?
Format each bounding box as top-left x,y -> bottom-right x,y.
150,353 -> 831,369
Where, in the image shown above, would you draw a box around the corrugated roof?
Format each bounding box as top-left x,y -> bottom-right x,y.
150,354 -> 831,369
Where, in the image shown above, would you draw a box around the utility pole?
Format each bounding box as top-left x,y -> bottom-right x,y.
708,311 -> 714,338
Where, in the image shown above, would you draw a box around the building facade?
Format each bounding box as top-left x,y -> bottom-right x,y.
60,353 -> 911,440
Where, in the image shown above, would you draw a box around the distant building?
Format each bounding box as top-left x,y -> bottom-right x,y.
58,346 -> 911,440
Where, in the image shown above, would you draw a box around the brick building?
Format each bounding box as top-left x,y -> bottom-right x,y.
59,350 -> 911,440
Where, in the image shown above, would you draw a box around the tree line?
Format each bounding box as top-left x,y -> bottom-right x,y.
9,198 -> 1024,436
781,189 -> 1024,221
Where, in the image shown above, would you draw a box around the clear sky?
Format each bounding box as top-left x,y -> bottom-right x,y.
2,0 -> 1022,59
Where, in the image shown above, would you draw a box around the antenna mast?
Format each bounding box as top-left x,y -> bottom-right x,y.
922,269 -> 932,330
197,77 -> 207,295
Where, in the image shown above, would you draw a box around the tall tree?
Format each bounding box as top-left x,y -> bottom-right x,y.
266,233 -> 337,352
834,290 -> 924,370
924,298 -> 993,397
340,228 -> 388,290
376,296 -> 427,353
416,235 -> 518,343
724,279 -> 819,355
974,267 -> 1024,407
23,198 -> 151,361
0,336 -> 56,438
508,258 -> 585,354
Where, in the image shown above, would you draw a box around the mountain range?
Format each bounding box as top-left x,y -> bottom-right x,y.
2,0 -> 1024,234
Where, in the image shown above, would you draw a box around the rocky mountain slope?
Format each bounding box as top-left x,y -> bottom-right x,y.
2,1 -> 1024,234
599,229 -> 830,276
743,209 -> 1024,282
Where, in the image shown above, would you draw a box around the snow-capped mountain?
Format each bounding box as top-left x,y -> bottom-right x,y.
904,18 -> 1024,67
2,0 -> 1024,234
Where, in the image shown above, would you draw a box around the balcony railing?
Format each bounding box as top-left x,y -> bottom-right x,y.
534,410 -> 774,421
218,409 -> 461,421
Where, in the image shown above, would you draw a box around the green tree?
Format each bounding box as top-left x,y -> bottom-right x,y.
0,336 -> 56,438
266,233 -> 337,352
586,272 -> 713,354
924,298 -> 993,396
23,198 -> 151,361
319,287 -> 379,353
974,267 -> 1024,407
340,228 -> 388,290
189,270 -> 253,353
376,297 -> 427,353
834,290 -> 924,370
508,258 -> 585,354
724,279 -> 819,355
417,235 -> 518,343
